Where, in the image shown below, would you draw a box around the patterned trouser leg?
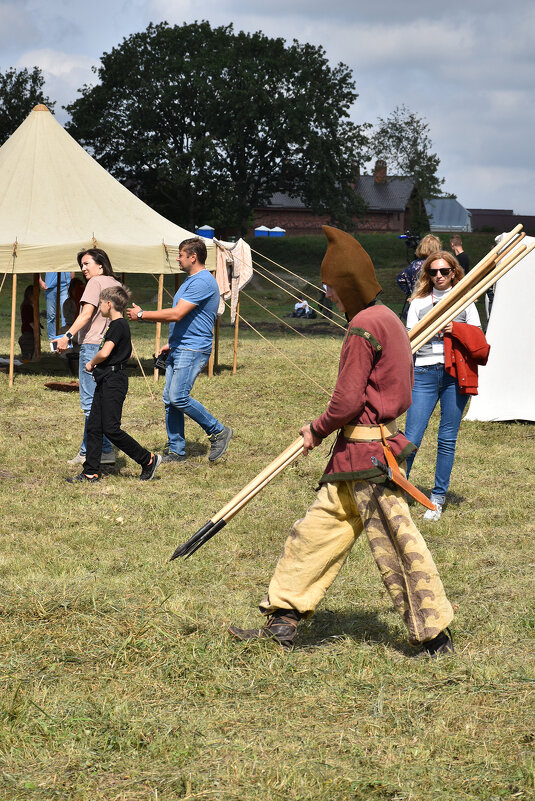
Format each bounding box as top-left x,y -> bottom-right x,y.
352,481 -> 453,643
260,479 -> 453,643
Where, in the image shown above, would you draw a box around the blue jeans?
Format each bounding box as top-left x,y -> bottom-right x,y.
45,278 -> 69,339
78,343 -> 113,456
162,348 -> 223,456
404,363 -> 469,504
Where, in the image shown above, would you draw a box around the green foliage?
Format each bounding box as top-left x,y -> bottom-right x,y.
65,21 -> 367,234
369,104 -> 445,201
0,67 -> 56,145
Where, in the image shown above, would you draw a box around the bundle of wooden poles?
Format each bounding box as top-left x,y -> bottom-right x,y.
171,225 -> 533,560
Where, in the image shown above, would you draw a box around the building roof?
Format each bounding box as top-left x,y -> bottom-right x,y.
353,175 -> 414,212
424,198 -> 472,232
267,175 -> 415,213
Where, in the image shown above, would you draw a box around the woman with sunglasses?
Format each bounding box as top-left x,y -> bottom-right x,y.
404,250 -> 487,521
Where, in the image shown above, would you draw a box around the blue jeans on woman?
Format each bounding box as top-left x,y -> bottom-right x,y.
162,347 -> 223,456
78,343 -> 114,456
404,363 -> 469,505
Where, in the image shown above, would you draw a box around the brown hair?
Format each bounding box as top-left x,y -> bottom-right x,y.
179,237 -> 207,264
100,285 -> 131,313
450,234 -> 463,247
77,248 -> 116,277
415,234 -> 442,259
411,251 -> 464,299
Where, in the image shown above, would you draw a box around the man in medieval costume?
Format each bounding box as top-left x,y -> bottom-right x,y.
229,226 -> 454,656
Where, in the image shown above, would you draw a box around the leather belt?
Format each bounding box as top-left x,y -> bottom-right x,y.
343,420 -> 399,441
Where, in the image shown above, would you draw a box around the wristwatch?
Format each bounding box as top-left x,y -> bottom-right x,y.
137,309 -> 144,319
66,331 -> 73,341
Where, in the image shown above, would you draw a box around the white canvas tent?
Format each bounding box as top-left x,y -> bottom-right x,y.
0,105 -> 219,385
0,104 -> 215,274
465,234 -> 535,422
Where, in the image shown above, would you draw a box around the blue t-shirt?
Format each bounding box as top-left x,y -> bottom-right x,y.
168,270 -> 219,352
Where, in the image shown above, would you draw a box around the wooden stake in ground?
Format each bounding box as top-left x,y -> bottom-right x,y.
153,274 -> 164,382
32,273 -> 41,360
9,273 -> 17,387
233,299 -> 240,375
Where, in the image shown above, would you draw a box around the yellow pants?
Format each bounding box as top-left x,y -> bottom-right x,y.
259,480 -> 453,644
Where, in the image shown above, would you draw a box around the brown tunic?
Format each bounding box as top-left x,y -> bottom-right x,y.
311,303 -> 416,482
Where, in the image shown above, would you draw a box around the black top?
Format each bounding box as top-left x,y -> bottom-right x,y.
100,318 -> 132,368
456,251 -> 470,272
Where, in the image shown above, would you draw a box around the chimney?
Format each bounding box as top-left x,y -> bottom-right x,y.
349,162 -> 360,190
374,159 -> 387,184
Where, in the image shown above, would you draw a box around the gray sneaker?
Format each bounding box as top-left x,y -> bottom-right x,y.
208,426 -> 233,462
67,452 -> 85,465
100,451 -> 116,465
161,452 -> 187,463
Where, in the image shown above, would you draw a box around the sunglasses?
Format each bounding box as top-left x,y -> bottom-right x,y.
428,267 -> 453,277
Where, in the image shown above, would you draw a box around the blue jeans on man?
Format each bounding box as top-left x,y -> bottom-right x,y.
78,343 -> 114,456
404,363 -> 469,505
163,347 -> 223,456
45,273 -> 70,339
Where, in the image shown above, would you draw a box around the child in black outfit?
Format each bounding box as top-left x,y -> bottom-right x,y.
67,285 -> 161,483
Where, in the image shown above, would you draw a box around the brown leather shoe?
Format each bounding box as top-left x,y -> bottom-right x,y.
228,610 -> 300,649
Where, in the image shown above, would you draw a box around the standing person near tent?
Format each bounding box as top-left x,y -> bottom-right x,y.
126,237 -> 233,463
56,249 -> 122,467
396,234 -> 442,302
229,226 -> 454,657
39,271 -> 74,340
450,235 -> 470,273
404,251 -> 489,521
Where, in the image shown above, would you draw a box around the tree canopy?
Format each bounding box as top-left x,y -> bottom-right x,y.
369,105 -> 445,199
0,67 -> 56,145
65,21 -> 368,233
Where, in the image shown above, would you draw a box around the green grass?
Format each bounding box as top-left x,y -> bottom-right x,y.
0,233 -> 533,800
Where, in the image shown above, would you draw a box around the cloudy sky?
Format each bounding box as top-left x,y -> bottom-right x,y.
1,0 -> 534,213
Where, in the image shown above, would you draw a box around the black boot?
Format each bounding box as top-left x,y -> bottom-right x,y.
228,609 -> 300,650
423,628 -> 454,658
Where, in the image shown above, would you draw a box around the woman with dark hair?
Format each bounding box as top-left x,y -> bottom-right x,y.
404,250 -> 489,521
56,249 -> 122,465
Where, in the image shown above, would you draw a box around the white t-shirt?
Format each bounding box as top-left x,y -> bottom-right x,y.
407,287 -> 481,365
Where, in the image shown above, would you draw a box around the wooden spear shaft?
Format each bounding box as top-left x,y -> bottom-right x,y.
410,242 -> 530,353
410,242 -> 532,353
408,226 -> 523,343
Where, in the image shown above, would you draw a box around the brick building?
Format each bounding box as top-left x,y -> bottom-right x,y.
252,161 -> 428,236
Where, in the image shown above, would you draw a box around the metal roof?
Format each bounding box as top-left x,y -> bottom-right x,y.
424,198 -> 472,232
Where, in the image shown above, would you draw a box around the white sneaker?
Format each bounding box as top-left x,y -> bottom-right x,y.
424,503 -> 443,522
67,452 -> 85,465
100,451 -> 116,465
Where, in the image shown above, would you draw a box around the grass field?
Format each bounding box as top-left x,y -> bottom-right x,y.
1,233 -> 534,800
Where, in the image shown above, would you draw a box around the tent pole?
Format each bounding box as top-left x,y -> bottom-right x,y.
153,273 -> 164,382
232,299 -> 240,375
9,274 -> 17,387
55,277 -> 61,335
213,317 -> 220,371
32,273 -> 41,360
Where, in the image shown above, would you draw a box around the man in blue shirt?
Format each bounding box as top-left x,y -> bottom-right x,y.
127,238 -> 232,463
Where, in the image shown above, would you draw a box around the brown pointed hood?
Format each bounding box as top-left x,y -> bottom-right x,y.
321,226 -> 382,318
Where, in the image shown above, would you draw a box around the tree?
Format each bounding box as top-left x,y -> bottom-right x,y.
370,105 -> 444,200
0,67 -> 55,145
65,22 -> 367,233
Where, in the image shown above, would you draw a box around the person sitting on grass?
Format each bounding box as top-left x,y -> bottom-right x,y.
67,285 -> 161,483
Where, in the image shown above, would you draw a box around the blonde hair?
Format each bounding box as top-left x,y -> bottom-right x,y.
411,251 -> 464,300
415,234 -> 442,259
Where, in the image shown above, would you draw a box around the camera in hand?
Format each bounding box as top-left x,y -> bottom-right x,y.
153,351 -> 169,371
